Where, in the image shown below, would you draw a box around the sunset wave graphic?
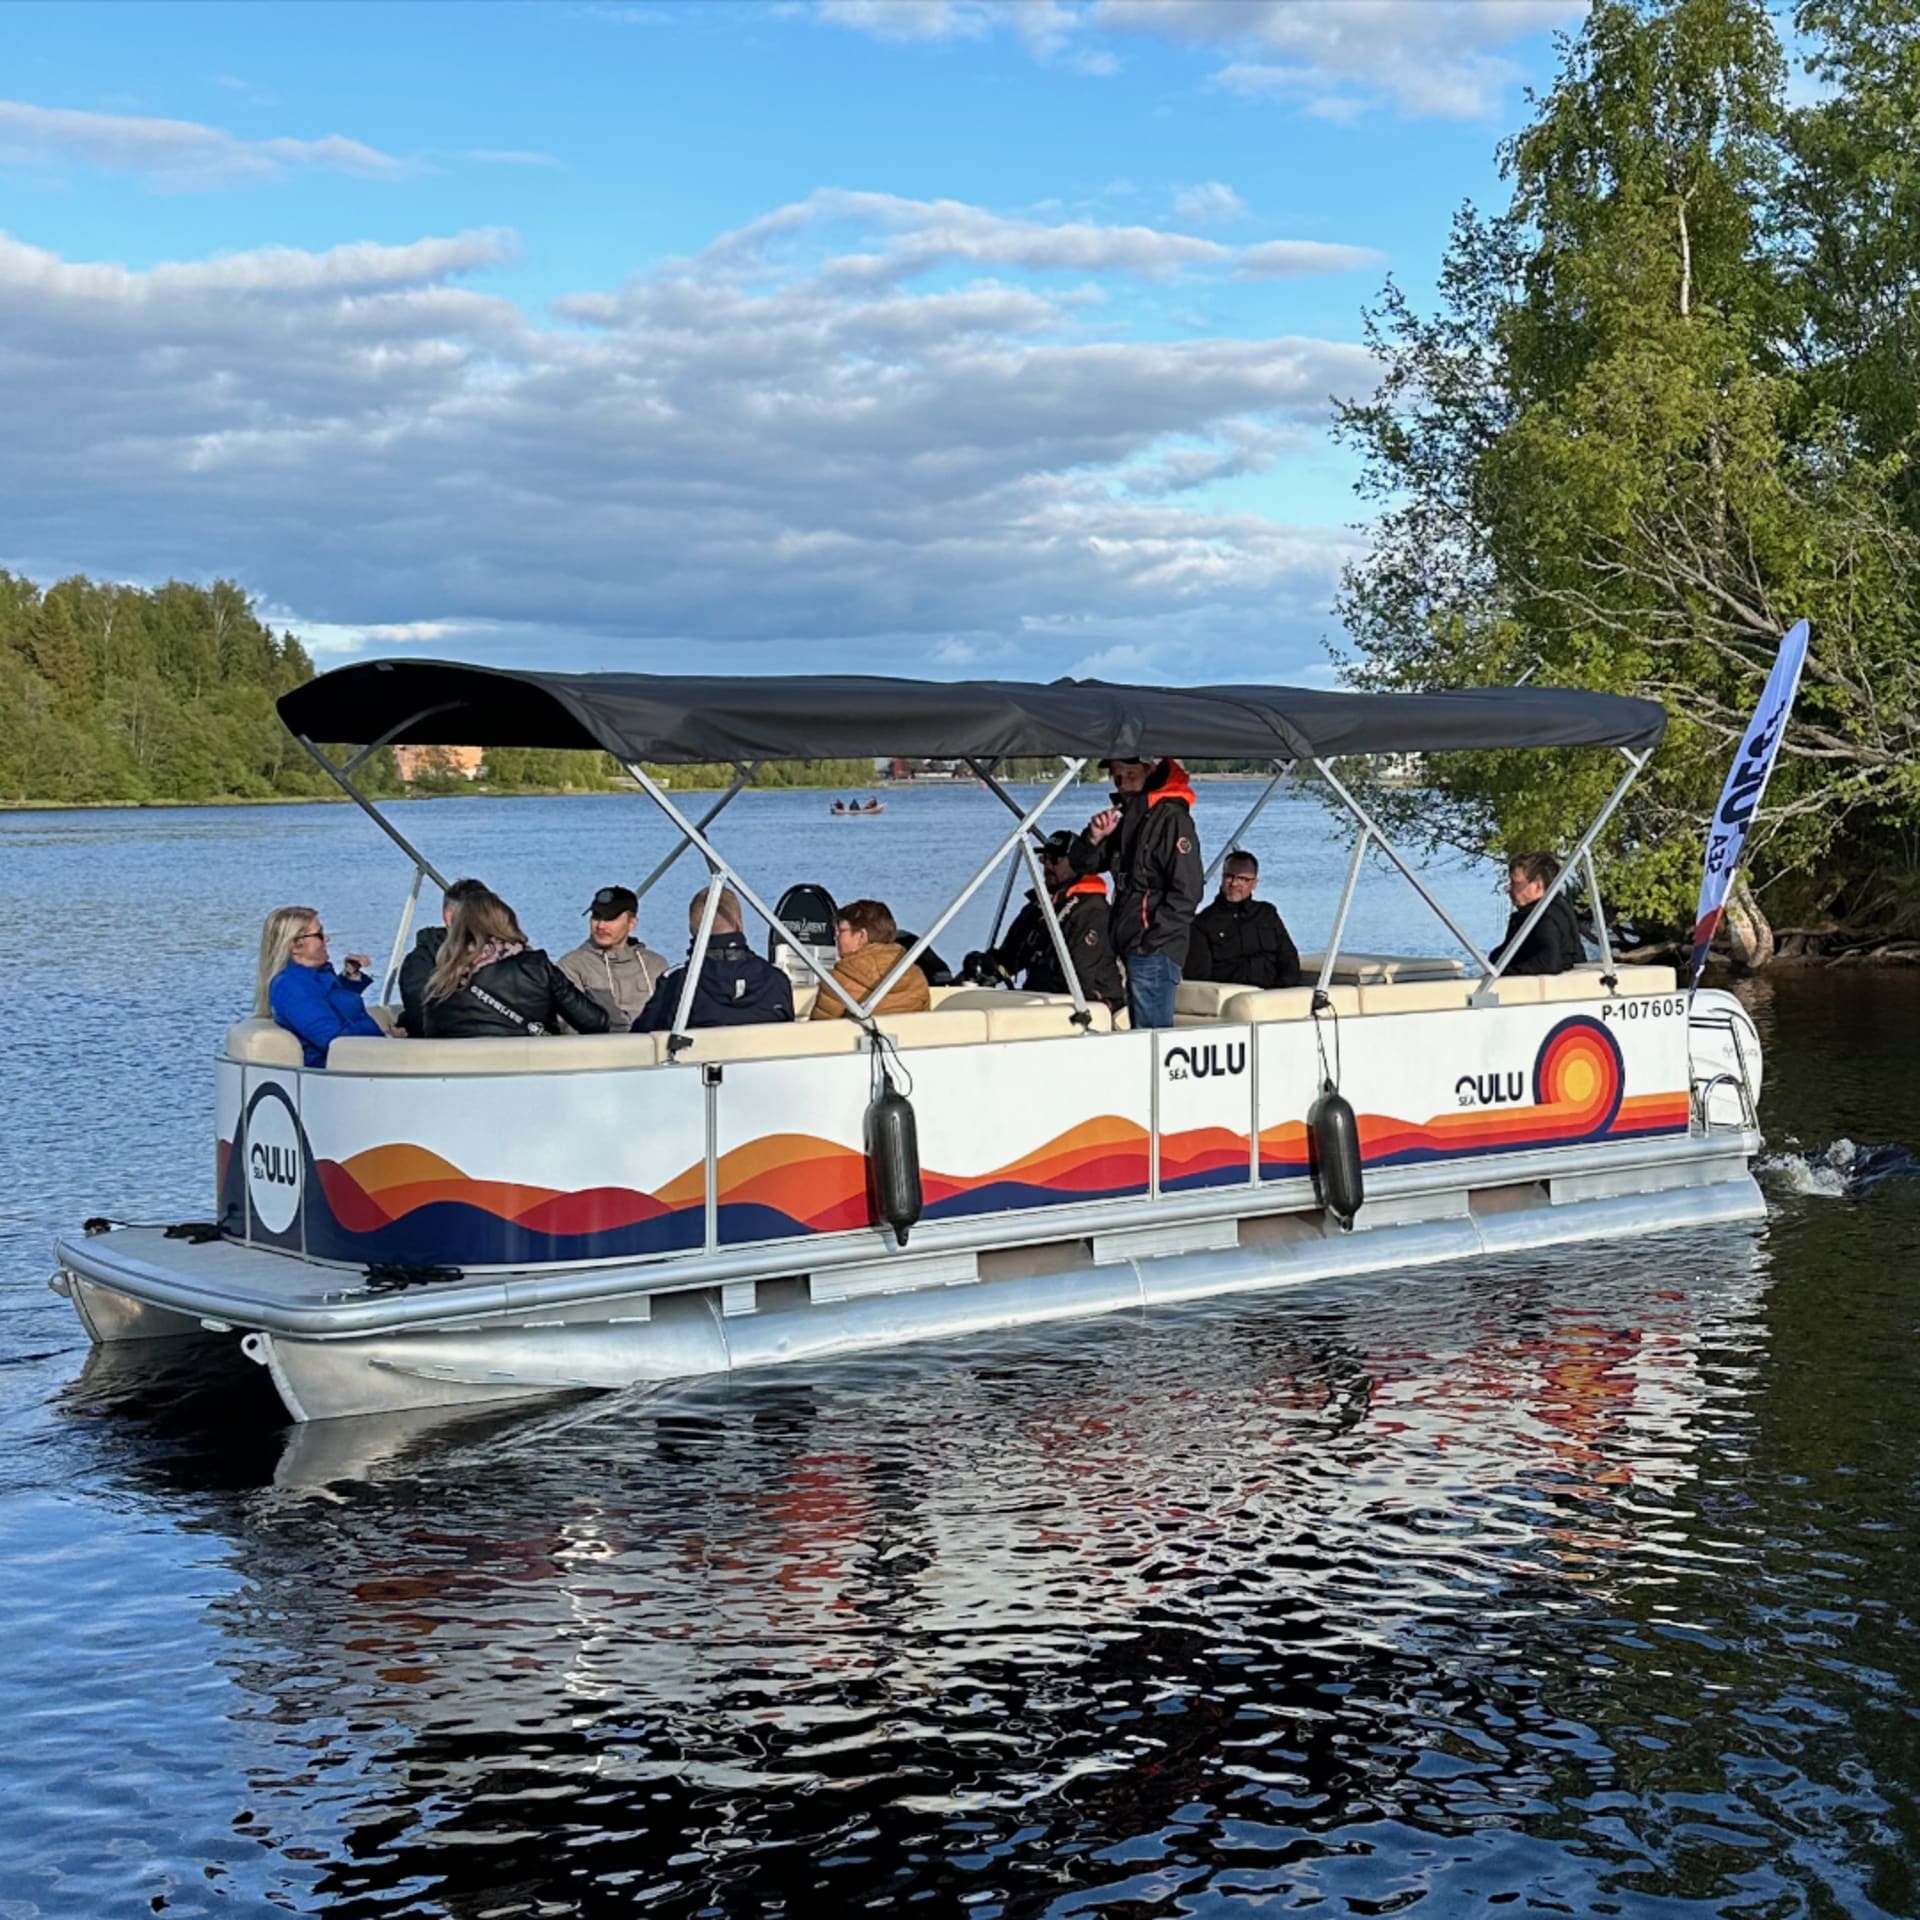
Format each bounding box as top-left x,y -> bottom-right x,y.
315,1115 -> 1155,1243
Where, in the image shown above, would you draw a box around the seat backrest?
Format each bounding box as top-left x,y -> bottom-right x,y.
979,1002 -> 1113,1041
1222,985 -> 1361,1023
1354,980 -> 1475,1015
668,1019 -> 861,1063
1174,981 -> 1257,1020
935,987 -> 1074,1012
328,1033 -> 664,1074
1568,962 -> 1678,993
224,1018 -> 305,1066
1299,950 -> 1468,985
870,1009 -> 991,1049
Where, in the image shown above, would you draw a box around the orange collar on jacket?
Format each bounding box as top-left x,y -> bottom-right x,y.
1142,757 -> 1196,810
1058,874 -> 1108,902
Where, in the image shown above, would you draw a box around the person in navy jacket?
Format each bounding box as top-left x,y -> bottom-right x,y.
634,884 -> 795,1031
258,904 -> 386,1066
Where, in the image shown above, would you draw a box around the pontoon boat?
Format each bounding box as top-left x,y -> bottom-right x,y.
51,665 -> 1766,1423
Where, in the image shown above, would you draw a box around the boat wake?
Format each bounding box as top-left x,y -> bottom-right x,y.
1759,1137 -> 1920,1197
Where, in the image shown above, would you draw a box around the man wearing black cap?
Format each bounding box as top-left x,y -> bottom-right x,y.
963,831 -> 1124,1010
1067,755 -> 1203,1029
557,885 -> 668,1029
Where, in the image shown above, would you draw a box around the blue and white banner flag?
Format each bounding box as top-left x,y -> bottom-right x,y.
1688,619 -> 1809,988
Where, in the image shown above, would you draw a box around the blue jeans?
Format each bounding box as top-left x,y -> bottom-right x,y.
1124,949 -> 1181,1029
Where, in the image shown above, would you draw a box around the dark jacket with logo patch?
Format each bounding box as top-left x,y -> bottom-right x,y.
1493,893 -> 1584,976
634,932 -> 795,1031
976,878 -> 1125,1009
1068,759 -> 1205,962
1184,894 -> 1302,991
419,950 -> 611,1038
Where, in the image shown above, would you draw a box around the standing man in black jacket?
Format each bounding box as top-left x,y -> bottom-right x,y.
1184,852 -> 1301,990
1492,851 -> 1585,975
1068,756 -> 1203,1029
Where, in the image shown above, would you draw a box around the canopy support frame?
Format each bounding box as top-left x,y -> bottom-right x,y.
634,763 -> 757,904
1311,757 -> 1495,982
1472,747 -> 1648,1000
966,759 -> 1095,1029
618,760 -> 875,1029
1316,826 -> 1372,996
858,759 -> 1089,1018
1205,761 -> 1291,886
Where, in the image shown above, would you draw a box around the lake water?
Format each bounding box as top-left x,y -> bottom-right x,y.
2,788 -> 1916,1918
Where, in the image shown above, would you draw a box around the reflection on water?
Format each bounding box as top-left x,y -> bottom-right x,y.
5,804 -> 1920,1915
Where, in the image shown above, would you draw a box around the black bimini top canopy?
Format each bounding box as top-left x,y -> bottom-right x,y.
278,659 -> 1666,764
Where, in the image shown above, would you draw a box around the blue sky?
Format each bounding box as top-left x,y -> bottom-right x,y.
1,0 -> 1592,684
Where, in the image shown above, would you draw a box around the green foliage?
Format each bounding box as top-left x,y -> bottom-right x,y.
0,571 -> 352,806
1336,0 -> 1920,938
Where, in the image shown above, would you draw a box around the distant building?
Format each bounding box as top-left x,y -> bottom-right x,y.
393,744 -> 484,783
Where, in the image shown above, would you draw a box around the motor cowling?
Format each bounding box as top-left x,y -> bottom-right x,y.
1309,1088 -> 1364,1230
866,1080 -> 923,1248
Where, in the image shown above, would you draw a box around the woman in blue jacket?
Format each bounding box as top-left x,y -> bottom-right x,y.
258,904 -> 386,1066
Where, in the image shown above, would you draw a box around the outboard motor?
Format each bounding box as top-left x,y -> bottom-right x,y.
1309,1086 -> 1364,1230
769,882 -> 839,988
866,1072 -> 923,1248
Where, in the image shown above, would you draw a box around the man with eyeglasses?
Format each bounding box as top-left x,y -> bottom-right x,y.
1182,851 -> 1301,991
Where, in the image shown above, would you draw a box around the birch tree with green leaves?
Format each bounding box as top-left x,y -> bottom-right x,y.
1337,0 -> 1920,958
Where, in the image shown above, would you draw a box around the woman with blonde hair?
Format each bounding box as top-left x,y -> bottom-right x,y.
259,905 -> 385,1067
419,887 -> 609,1038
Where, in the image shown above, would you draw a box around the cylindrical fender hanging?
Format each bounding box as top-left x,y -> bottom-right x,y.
866,1077 -> 923,1248
1309,1087 -> 1364,1230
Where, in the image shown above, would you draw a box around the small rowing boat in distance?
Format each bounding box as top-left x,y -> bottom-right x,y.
831,799 -> 886,816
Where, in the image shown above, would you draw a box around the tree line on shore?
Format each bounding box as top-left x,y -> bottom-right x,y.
0,571 -> 885,804
1339,0 -> 1920,963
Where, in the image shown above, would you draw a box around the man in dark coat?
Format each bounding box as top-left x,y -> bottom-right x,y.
634,884 -> 795,1032
397,876 -> 489,1035
1492,851 -> 1585,975
1067,756 -> 1203,1028
1184,851 -> 1301,990
964,831 -> 1125,1010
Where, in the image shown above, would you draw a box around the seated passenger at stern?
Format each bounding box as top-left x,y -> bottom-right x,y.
633,885 -> 795,1032
419,888 -> 610,1037
1184,852 -> 1301,991
964,831 -> 1123,1010
810,898 -> 931,1020
1491,851 -> 1585,976
398,876 -> 489,1036
558,884 -> 669,1029
260,905 -> 384,1067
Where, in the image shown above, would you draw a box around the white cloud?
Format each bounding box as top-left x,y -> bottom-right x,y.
0,195 -> 1380,681
816,0 -> 988,43
686,187 -> 1376,291
0,98 -> 410,188
1173,181 -> 1246,225
807,0 -> 1581,120
1099,0 -> 1585,121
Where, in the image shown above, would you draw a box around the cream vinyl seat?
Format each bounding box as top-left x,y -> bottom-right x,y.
328,1033 -> 662,1074
1220,985 -> 1361,1023
224,1019 -> 306,1067
1173,981 -> 1257,1023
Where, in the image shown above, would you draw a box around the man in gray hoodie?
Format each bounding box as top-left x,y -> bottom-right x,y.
557,885 -> 669,1028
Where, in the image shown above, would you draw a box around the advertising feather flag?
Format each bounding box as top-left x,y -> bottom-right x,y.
1688,620 -> 1810,989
